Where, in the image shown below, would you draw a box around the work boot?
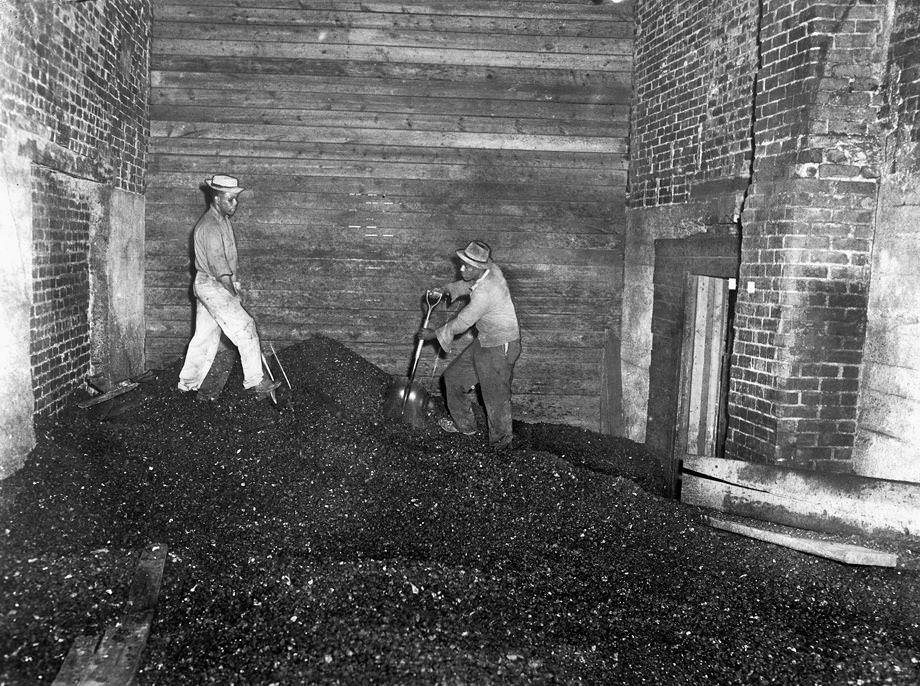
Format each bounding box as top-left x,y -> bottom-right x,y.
491,435 -> 513,452
438,418 -> 476,436
249,377 -> 282,400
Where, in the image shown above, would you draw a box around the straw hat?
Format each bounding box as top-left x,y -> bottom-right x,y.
456,240 -> 492,269
204,174 -> 245,195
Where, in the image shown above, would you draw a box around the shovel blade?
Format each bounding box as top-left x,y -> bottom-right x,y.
382,376 -> 430,428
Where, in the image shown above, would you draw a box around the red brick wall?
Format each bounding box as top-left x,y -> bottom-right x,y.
0,0 -> 151,418
725,0 -> 886,468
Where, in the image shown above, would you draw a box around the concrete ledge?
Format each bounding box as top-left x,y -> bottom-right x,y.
681,456 -> 920,540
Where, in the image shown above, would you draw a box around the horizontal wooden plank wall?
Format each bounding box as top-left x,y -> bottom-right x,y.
146,0 -> 632,429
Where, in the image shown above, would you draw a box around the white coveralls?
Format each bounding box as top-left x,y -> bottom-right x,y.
177,206 -> 264,391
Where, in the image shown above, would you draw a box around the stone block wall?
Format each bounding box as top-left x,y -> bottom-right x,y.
854,1 -> 920,483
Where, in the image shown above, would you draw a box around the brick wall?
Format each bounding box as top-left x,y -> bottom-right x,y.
30,168 -> 94,416
726,0 -> 887,469
630,0 -> 759,208
628,0 -> 889,472
0,0 -> 151,420
622,0 -> 756,445
0,1 -> 150,192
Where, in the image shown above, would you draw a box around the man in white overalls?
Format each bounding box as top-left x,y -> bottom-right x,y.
177,174 -> 280,400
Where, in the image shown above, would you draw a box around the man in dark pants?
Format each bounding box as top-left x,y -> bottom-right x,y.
419,240 -> 522,448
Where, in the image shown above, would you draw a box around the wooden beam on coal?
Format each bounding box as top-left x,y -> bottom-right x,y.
707,516 -> 899,567
681,456 -> 920,540
52,543 -> 167,686
76,380 -> 140,409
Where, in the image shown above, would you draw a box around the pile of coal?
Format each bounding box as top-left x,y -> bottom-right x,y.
1,336 -> 917,685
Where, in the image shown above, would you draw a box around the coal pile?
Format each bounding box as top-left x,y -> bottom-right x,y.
1,335 -> 919,684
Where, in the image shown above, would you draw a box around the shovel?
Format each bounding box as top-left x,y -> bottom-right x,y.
382,289 -> 443,427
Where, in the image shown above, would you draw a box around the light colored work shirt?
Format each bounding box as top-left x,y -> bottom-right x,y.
193,206 -> 238,280
436,264 -> 520,351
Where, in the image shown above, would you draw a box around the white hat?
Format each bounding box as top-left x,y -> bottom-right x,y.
204,174 -> 245,195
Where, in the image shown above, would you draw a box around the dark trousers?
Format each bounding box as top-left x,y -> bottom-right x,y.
443,338 -> 521,444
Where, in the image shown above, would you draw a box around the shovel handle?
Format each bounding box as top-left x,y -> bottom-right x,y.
407,304 -> 435,382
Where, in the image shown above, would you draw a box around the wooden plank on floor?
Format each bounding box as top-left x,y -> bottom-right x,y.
126,543 -> 168,613
52,544 -> 167,686
76,381 -> 140,409
708,516 -> 899,567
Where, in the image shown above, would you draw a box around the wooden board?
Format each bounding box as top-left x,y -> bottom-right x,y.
153,6 -> 634,38
708,517 -> 899,567
152,0 -> 635,22
76,381 -> 140,409
153,24 -> 634,57
150,71 -> 633,104
53,544 -> 167,686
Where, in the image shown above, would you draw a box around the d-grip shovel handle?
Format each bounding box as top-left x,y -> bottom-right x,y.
407,290 -> 443,383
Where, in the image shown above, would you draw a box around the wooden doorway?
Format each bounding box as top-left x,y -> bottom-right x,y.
667,275 -> 735,497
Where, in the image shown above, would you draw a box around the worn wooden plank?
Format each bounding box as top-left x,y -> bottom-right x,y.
149,56 -> 634,89
148,154 -> 627,187
149,92 -> 629,126
150,137 -> 628,167
146,238 -> 620,267
152,0 -> 635,23
681,456 -> 920,539
152,38 -> 632,71
708,517 -> 899,567
145,291 -> 615,323
153,5 -> 634,38
52,635 -> 99,686
146,274 -> 622,309
151,124 -> 626,155
52,544 -> 166,686
126,543 -> 168,614
149,104 -> 627,139
147,304 -> 614,332
144,177 -> 625,211
152,70 -> 632,105
155,5 -> 635,40
76,381 -> 140,409
154,24 -> 633,57
151,71 -> 631,107
145,209 -> 622,241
